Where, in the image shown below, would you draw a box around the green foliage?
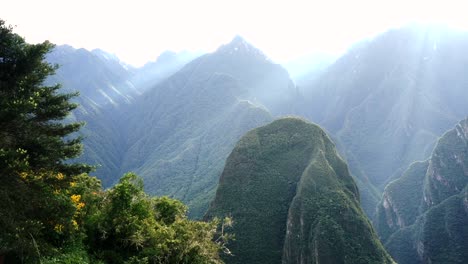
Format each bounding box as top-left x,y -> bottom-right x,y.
153,196 -> 187,225
63,37 -> 280,219
0,20 -> 91,175
82,173 -> 230,264
0,21 -> 229,263
1,170 -> 230,263
40,245 -> 94,264
206,117 -> 393,264
0,19 -> 91,262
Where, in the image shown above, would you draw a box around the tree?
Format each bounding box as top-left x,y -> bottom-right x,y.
0,20 -> 231,263
84,173 -> 232,264
0,19 -> 91,262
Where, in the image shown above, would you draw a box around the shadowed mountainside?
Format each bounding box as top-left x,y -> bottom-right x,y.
297,25 -> 468,216
71,37 -> 299,217
375,117 -> 468,264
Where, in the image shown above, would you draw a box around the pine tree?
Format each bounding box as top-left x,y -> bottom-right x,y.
0,19 -> 91,261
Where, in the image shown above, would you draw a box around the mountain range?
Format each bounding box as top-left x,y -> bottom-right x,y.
48,36 -> 299,216
44,24 -> 468,263
297,24 -> 468,216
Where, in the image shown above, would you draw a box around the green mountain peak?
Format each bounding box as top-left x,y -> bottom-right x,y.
206,117 -> 393,264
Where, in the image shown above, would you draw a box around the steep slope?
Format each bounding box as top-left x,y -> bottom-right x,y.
283,52 -> 336,86
132,50 -> 202,91
47,46 -> 198,111
87,36 -> 298,217
46,45 -> 138,109
299,25 -> 468,194
46,46 -> 201,187
179,35 -> 297,115
124,72 -> 273,217
206,118 -> 393,264
375,117 -> 468,263
45,46 -> 139,186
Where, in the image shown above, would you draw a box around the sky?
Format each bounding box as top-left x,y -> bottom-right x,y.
2,0 -> 468,67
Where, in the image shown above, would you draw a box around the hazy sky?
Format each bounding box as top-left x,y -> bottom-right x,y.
2,0 -> 467,66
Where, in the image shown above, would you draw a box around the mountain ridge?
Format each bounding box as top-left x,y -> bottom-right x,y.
76,35 -> 299,217
206,117 -> 394,264
375,117 -> 468,263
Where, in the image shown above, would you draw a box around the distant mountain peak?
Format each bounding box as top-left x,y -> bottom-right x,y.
91,49 -> 121,62
155,50 -> 178,64
217,35 -> 269,60
231,35 -> 248,45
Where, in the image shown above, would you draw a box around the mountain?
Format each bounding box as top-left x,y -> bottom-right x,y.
282,52 -> 336,86
45,45 -> 202,187
297,25 -> 468,215
375,117 -> 468,263
179,35 -> 298,115
46,45 -> 137,110
132,50 -> 202,91
46,46 -> 199,111
78,36 -> 298,217
205,118 -> 394,264
45,46 -> 141,188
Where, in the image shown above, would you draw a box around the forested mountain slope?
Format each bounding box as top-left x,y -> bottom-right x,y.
375,117 -> 468,263
114,37 -> 299,217
60,37 -> 298,217
297,25 -> 468,215
45,45 -> 201,187
206,118 -> 394,264
301,25 -> 468,186
46,45 -> 137,109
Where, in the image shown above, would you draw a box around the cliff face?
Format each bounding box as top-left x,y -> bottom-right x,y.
206,118 -> 393,264
423,118 -> 468,208
376,117 -> 468,263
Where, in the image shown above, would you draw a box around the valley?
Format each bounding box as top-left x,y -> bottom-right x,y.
2,19 -> 467,263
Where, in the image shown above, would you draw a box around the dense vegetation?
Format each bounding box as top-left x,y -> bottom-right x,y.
206,118 -> 394,264
0,19 -> 91,261
4,17 -> 468,263
63,36 -> 297,218
40,24 -> 468,223
45,45 -> 198,188
297,25 -> 468,216
375,117 -> 468,263
0,20 -> 229,264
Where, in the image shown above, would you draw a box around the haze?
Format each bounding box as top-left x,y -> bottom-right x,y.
2,0 -> 467,66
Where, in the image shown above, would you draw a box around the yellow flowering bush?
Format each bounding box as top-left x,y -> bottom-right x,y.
56,172 -> 64,180
71,194 -> 81,204
54,224 -> 64,233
